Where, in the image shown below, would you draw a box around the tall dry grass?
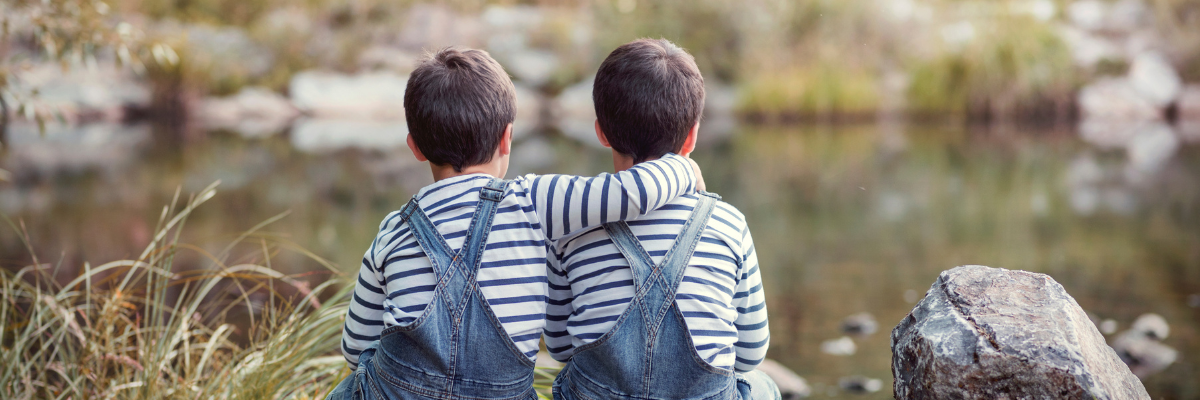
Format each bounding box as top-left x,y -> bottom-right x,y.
0,181 -> 560,399
0,182 -> 349,399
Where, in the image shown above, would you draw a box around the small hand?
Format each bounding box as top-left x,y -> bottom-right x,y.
686,156 -> 706,192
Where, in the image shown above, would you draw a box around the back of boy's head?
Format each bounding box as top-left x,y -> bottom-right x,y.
405,47 -> 515,172
593,38 -> 705,163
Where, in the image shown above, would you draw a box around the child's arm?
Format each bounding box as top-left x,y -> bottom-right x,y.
339,216 -> 398,370
516,153 -> 699,241
732,226 -> 770,373
543,252 -> 575,362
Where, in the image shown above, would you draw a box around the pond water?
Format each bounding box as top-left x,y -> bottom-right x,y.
2,121 -> 1198,398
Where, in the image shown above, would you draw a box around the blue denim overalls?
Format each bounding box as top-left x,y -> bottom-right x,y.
552,192 -> 779,400
329,179 -> 538,400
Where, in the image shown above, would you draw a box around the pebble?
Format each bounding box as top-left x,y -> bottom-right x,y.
1130,313 -> 1169,340
837,376 -> 882,394
820,336 -> 856,356
1099,319 -> 1118,335
840,312 -> 878,336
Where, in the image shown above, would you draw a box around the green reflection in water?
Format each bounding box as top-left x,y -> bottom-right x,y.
1,123 -> 1197,398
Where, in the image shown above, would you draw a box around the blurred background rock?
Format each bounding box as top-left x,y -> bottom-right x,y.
2,0 -> 1199,399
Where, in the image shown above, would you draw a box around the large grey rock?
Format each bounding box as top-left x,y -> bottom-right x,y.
1077,78 -> 1161,120
892,265 -> 1149,400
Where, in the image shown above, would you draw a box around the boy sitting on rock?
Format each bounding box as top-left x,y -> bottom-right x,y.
328,47 -> 702,400
544,39 -> 779,400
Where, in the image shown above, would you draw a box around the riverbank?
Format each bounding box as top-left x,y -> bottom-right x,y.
4,0 -> 1200,135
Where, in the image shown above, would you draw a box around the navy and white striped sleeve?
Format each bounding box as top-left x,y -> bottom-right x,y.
340,213 -> 399,370
543,250 -> 575,362
522,153 -> 696,241
731,226 -> 770,372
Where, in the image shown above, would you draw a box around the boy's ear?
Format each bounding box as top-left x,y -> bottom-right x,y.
499,123 -> 513,156
594,120 -> 612,148
679,122 -> 699,157
407,134 -> 428,162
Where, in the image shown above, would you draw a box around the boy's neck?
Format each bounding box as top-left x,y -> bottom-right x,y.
611,151 -> 661,172
429,160 -> 507,182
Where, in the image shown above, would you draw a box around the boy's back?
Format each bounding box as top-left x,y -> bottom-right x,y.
546,38 -> 779,399
544,193 -> 769,372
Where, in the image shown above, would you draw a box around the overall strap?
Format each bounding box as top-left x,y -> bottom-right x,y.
397,197 -> 457,280
603,194 -> 718,323
454,178 -> 510,280
657,194 -> 717,302
602,222 -> 656,298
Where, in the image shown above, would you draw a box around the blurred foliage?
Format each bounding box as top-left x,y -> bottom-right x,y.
0,0 -> 174,129
905,16 -> 1076,120
738,64 -> 881,120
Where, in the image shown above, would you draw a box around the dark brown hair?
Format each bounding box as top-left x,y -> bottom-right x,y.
404,47 -> 515,171
593,38 -> 705,162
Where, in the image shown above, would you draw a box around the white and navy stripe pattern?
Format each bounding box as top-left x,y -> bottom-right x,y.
342,154 -> 696,369
544,194 -> 770,373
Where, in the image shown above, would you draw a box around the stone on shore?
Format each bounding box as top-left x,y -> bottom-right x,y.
197,87 -> 299,137
891,265 -> 1149,400
289,71 -> 408,120
841,312 -> 878,336
820,336 -> 856,356
1110,313 -> 1177,378
1127,52 -> 1181,108
1078,78 -> 1161,121
14,63 -> 151,123
838,376 -> 883,394
756,359 -> 811,399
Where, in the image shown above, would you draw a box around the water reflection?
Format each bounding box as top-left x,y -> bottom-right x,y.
1,122 -> 1197,398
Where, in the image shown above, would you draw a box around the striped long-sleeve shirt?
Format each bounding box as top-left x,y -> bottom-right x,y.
544,193 -> 770,373
341,154 -> 696,369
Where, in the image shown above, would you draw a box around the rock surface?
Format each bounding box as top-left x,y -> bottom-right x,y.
891,265 -> 1149,400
